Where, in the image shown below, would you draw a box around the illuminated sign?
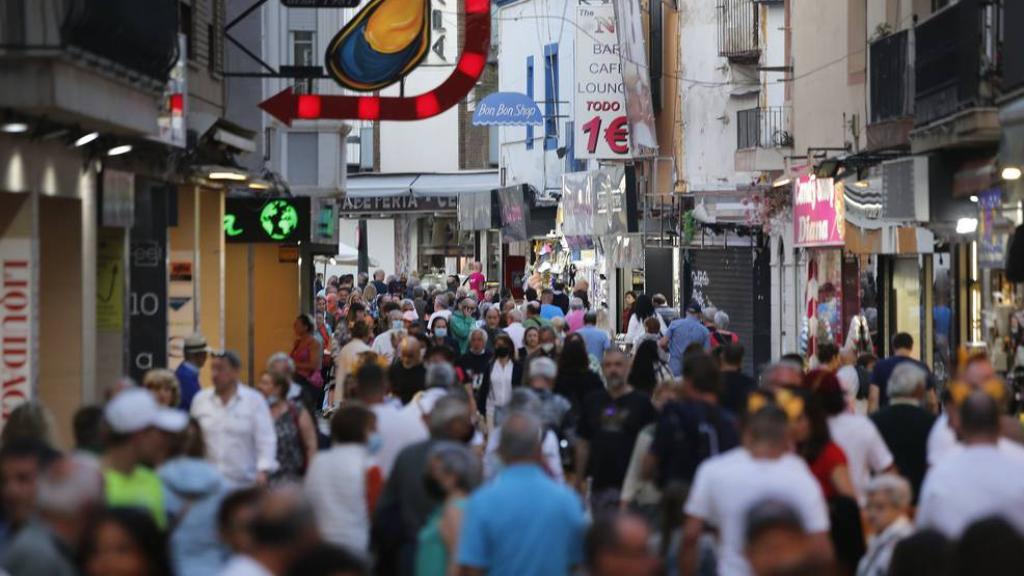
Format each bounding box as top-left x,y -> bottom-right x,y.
259,0 -> 491,123
224,197 -> 311,243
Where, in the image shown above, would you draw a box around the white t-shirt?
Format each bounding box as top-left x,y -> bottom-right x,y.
371,402 -> 428,478
371,330 -> 400,362
835,365 -> 860,409
926,413 -> 1024,466
503,322 -> 526,350
917,444 -> 1024,537
828,413 -> 894,503
685,448 -> 830,576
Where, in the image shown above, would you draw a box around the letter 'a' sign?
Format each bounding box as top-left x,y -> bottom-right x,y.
259,0 -> 491,124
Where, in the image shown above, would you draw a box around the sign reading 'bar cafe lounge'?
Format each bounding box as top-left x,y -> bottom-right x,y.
338,195 -> 458,214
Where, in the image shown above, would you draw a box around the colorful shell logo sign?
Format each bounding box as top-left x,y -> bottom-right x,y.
259,0 -> 491,124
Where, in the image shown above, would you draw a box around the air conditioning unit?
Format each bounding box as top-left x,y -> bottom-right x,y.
881,156 -> 929,222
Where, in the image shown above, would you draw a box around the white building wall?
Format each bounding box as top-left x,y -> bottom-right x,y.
677,0 -> 756,193
763,5 -> 786,109
497,0 -> 577,193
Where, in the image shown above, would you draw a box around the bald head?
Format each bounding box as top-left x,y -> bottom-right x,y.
959,391 -> 1001,443
399,336 -> 423,368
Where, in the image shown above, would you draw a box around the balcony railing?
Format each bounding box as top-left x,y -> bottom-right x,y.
914,0 -> 1000,126
737,107 -> 792,150
717,0 -> 759,62
870,29 -> 914,123
0,0 -> 178,83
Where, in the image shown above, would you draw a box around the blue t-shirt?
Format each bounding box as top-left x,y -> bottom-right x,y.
540,304 -> 566,320
457,464 -> 586,575
576,325 -> 612,360
175,362 -> 201,411
665,317 -> 710,376
933,306 -> 952,339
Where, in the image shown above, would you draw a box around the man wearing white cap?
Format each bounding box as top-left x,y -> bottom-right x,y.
191,350 -> 278,487
176,333 -> 209,411
103,387 -> 188,528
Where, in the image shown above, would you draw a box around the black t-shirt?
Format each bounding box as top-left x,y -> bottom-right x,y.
870,356 -> 937,407
720,370 -> 756,416
871,403 -> 936,502
388,362 -> 426,405
554,369 -> 606,417
577,389 -> 656,491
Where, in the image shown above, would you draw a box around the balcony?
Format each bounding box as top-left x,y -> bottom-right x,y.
717,0 -> 759,63
910,0 -> 1001,153
867,29 -> 913,150
734,106 -> 792,172
0,0 -> 179,135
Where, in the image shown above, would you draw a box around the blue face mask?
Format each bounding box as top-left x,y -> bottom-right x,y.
367,432 -> 384,455
434,327 -> 448,338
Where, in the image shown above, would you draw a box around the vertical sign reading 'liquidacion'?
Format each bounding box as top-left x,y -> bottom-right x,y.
575,2 -> 631,159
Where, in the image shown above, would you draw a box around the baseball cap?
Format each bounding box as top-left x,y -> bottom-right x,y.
686,300 -> 703,315
104,388 -> 188,434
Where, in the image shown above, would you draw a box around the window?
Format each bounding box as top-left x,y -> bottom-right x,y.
179,2 -> 193,60
543,43 -> 559,150
288,132 -> 318,186
207,23 -> 217,73
291,31 -> 316,94
526,56 -> 534,150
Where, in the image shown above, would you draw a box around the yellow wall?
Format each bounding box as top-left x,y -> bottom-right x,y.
224,243 -> 299,385
39,197 -> 82,449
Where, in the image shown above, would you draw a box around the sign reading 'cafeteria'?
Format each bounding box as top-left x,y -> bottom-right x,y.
339,195 -> 458,214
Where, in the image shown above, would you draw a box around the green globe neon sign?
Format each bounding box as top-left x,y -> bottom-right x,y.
259,200 -> 300,240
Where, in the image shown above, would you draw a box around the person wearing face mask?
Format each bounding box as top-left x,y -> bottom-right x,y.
255,371 -> 319,485
372,310 -> 407,363
428,316 -> 460,351
537,326 -> 559,358
475,334 -> 523,432
304,402 -> 383,554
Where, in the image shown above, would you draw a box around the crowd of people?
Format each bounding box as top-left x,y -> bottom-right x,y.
0,266 -> 1023,576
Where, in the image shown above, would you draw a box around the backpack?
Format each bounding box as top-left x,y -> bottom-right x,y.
710,329 -> 738,348
656,401 -> 738,488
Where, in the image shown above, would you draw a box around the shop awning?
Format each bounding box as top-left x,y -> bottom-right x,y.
345,174 -> 418,198
411,171 -> 500,197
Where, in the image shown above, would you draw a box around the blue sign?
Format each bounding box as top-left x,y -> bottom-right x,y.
472,92 -> 543,126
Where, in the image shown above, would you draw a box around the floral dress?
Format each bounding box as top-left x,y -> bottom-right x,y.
270,402 -> 306,484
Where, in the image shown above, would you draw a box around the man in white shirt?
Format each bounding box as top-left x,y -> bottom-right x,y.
821,378 -> 894,503
335,321 -> 372,404
680,405 -> 832,576
191,350 -> 278,487
352,362 -> 426,478
503,309 -> 526,350
371,310 -> 404,362
917,391 -> 1024,538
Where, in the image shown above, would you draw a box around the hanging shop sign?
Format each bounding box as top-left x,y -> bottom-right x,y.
498,185 -> 529,241
613,0 -> 658,157
472,92 -> 544,126
978,188 -> 1006,269
0,238 -> 33,423
259,0 -> 490,123
129,182 -> 170,382
793,175 -> 846,248
96,228 -> 125,331
574,2 -> 631,159
339,195 -> 458,214
224,197 -> 311,243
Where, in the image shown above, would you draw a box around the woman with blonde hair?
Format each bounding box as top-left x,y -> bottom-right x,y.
143,369 -> 181,409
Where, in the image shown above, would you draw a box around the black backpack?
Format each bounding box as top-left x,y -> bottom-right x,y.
657,401 -> 738,488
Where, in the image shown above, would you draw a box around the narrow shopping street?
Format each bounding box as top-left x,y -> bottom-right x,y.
1,0 -> 1024,575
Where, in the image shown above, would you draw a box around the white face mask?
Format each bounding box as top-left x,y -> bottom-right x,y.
541,343 -> 555,353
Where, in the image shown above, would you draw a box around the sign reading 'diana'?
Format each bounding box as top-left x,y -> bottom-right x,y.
574,2 -> 631,159
793,175 -> 846,248
472,92 -> 543,126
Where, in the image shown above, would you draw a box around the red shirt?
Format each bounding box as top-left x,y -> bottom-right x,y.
809,441 -> 848,500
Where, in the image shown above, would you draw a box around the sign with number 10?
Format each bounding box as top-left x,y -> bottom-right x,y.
574,3 -> 631,159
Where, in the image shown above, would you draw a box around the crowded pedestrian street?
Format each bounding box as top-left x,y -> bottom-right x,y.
2,0 -> 1024,575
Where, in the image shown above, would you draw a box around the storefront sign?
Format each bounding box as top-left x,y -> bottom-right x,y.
0,239 -> 33,423
224,197 -> 311,243
498,185 -> 529,241
613,0 -> 658,157
472,92 -> 543,126
168,254 -> 194,370
793,176 -> 846,248
574,3 -> 631,159
130,182 -> 169,381
338,195 -> 457,214
978,188 -> 1006,269
96,228 -> 125,331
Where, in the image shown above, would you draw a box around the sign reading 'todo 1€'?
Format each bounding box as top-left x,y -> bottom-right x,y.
574,3 -> 631,159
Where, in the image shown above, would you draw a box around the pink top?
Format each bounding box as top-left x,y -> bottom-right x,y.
468,272 -> 486,300
565,309 -> 585,333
